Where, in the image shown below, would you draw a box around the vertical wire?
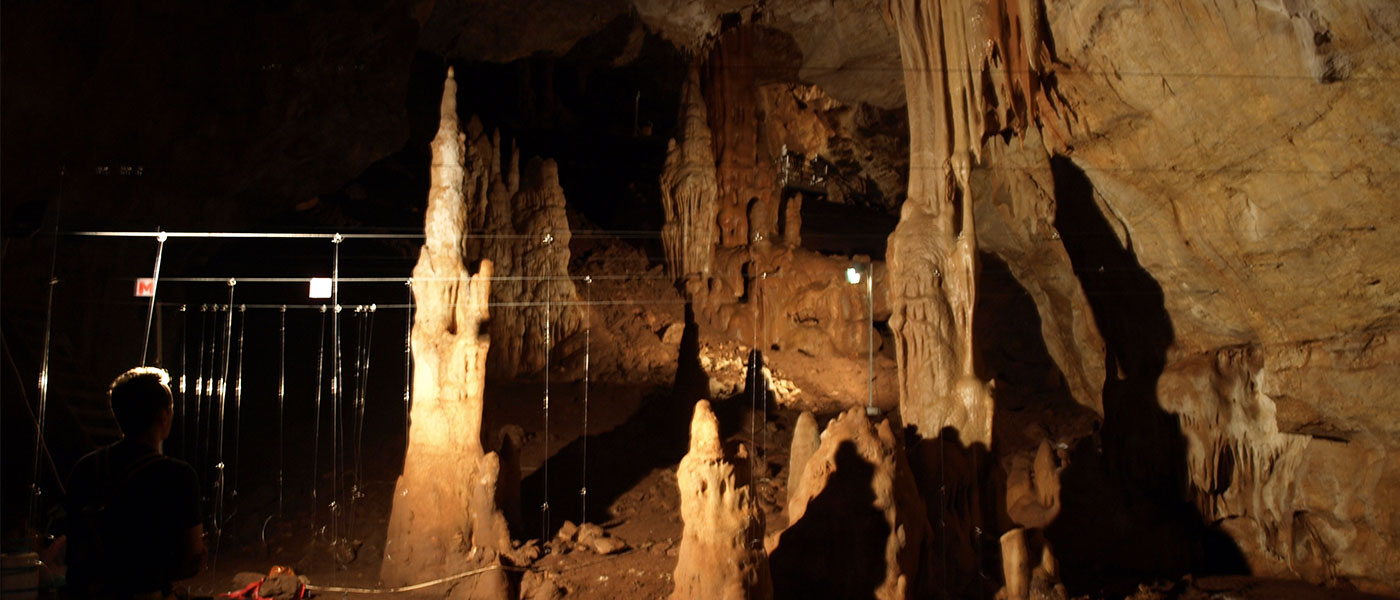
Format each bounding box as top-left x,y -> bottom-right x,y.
867,262 -> 875,411
211,281 -> 235,580
312,305 -> 327,507
178,305 -> 188,458
29,165 -> 63,533
580,276 -> 591,523
139,232 -> 167,365
759,272 -> 767,480
349,307 -> 363,540
194,306 -> 208,490
403,281 -> 412,449
230,305 -> 247,519
278,306 -> 286,517
356,307 -> 373,495
331,235 -> 343,550
541,236 -> 551,540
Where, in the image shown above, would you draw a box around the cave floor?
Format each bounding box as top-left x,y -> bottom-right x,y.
183,372 -> 1385,599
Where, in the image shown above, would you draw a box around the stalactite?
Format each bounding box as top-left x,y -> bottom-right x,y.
1158,347 -> 1310,579
381,67 -> 511,599
885,0 -> 1057,593
661,64 -> 719,281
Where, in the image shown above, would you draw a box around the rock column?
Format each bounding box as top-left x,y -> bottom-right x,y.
380,68 -> 511,598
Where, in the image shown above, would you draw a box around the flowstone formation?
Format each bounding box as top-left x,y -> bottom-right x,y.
770,408 -> 931,600
381,68 -> 512,599
660,65 -> 719,281
490,157 -> 584,378
660,22 -> 894,389
671,400 -> 771,600
884,0 -> 1059,593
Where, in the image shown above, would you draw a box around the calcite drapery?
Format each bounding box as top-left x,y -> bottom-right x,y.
671,400 -> 771,600
505,157 -> 584,377
474,139 -> 582,379
885,0 -> 1054,592
660,65 -> 719,281
381,68 -> 511,597
703,26 -> 781,248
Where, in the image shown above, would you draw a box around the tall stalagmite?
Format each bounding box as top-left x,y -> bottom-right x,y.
671,400 -> 771,600
885,0 -> 1054,593
381,68 -> 511,598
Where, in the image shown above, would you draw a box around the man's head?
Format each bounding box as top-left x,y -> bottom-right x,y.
109,367 -> 173,439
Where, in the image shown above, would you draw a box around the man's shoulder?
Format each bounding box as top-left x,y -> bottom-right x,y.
138,454 -> 197,482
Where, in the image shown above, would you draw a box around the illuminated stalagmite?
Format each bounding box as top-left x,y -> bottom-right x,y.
661,65 -> 719,281
381,68 -> 512,598
885,0 -> 1054,592
671,400 -> 771,600
770,408 -> 931,600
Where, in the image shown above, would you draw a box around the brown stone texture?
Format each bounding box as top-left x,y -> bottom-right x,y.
661,65 -> 720,280
380,68 -> 510,599
770,407 -> 931,599
671,400 -> 771,600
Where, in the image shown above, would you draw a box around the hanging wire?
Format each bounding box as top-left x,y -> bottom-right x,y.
330,234 -> 345,557
211,280 -> 236,580
580,275 -> 591,523
402,281 -> 413,449
277,306 -> 286,517
540,233 -> 552,539
312,305 -> 327,508
759,272 -> 768,482
178,305 -> 188,458
194,305 -> 209,487
28,165 -> 64,534
230,304 -> 247,522
139,231 -> 168,365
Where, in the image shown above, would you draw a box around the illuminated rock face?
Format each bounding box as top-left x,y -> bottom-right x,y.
671,400 -> 771,600
770,408 -> 930,600
380,68 -> 510,598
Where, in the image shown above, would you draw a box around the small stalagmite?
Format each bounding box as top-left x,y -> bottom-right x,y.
671,400 -> 771,600
786,411 -> 819,514
770,408 -> 931,600
998,439 -> 1068,600
380,68 -> 512,600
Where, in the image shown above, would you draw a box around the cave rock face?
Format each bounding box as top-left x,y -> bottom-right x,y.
456,122 -> 581,380
671,400 -> 772,600
770,408 -> 930,599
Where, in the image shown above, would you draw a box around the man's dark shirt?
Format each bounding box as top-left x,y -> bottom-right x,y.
64,438 -> 201,596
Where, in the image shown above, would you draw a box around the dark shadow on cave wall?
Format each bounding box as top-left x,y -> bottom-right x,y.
769,441 -> 889,600
1043,156 -> 1246,594
518,302 -> 709,535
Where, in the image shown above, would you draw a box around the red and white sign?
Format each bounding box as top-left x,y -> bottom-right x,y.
135,278 -> 157,297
